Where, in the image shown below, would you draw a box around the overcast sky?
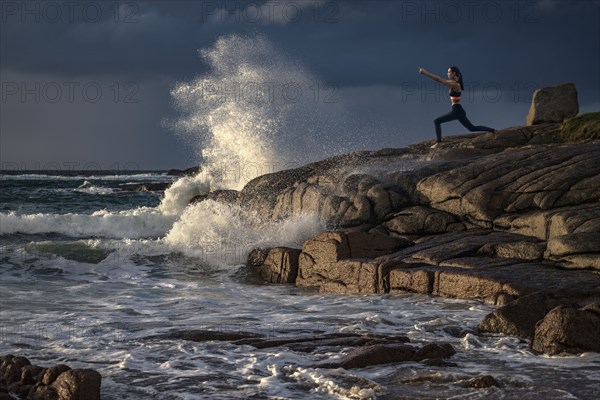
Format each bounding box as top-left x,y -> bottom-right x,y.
1,0 -> 599,170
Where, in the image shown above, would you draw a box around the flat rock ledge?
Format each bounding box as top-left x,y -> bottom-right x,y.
148,329 -> 457,370
0,355 -> 101,400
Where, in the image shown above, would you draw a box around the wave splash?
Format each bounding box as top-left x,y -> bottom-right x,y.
168,34 -> 349,191
2,34 -> 340,264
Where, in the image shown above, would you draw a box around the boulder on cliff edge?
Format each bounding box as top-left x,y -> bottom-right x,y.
527,82 -> 578,125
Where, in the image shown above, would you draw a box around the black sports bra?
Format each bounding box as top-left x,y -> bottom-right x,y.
449,86 -> 461,102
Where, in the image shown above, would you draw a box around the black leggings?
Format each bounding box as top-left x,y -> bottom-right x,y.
434,104 -> 495,142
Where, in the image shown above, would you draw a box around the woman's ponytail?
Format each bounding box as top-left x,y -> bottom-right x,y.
450,65 -> 464,90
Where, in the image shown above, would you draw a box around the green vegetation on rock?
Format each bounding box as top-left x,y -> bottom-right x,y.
561,112 -> 600,141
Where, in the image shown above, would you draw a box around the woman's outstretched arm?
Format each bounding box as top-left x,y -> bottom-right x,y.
418,67 -> 458,88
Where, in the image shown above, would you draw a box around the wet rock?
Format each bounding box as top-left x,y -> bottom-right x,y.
167,166 -> 200,176
207,189 -> 240,205
117,182 -> 171,192
42,365 -> 71,385
412,343 -> 456,362
582,302 -> 600,315
339,342 -> 456,369
1,354 -> 14,367
20,365 -> 36,385
421,357 -> 457,367
17,383 -> 33,398
384,206 -> 463,235
246,247 -> 268,266
157,329 -> 262,342
527,82 -> 578,125
466,374 -> 501,388
4,363 -> 21,384
241,333 -> 410,353
52,369 -> 101,400
366,183 -> 408,220
297,231 -> 411,290
340,344 -> 416,369
531,304 -> 600,355
12,357 -> 30,369
478,292 -> 564,338
35,368 -> 47,384
247,247 -> 300,284
30,384 -> 58,399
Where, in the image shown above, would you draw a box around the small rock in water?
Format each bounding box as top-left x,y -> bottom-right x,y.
340,344 -> 416,369
466,374 -> 501,388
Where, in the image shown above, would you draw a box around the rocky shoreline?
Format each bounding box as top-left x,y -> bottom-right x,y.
237,83 -> 600,356
4,83 -> 598,398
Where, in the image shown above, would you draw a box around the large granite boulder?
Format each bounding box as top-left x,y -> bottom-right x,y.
247,247 -> 301,284
52,369 -> 102,400
296,231 -> 411,290
526,82 -> 579,125
531,303 -> 600,355
477,292 -> 565,338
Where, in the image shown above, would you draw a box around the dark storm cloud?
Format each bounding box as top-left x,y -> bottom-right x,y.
1,0 -> 599,169
2,0 -> 598,87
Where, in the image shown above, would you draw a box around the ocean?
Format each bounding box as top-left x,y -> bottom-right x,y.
2,34 -> 599,399
1,172 -> 600,400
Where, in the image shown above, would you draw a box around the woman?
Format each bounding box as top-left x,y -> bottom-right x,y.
418,66 -> 496,147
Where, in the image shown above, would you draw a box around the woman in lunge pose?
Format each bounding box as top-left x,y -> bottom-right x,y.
419,66 -> 496,147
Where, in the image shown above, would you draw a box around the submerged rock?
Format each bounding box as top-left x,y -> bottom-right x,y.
339,342 -> 456,369
465,374 -> 501,388
340,344 -> 416,369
